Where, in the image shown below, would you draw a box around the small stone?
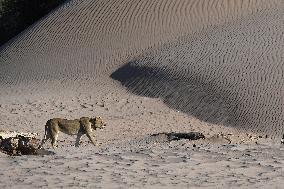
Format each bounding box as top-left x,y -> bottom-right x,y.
281,136 -> 284,144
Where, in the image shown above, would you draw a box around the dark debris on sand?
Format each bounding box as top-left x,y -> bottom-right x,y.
0,135 -> 54,156
152,132 -> 205,142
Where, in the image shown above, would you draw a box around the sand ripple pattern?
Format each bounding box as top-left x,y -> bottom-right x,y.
0,0 -> 283,136
0,0 -> 280,87
112,8 -> 284,137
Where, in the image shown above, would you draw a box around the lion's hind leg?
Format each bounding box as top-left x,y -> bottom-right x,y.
50,128 -> 59,149
38,125 -> 51,149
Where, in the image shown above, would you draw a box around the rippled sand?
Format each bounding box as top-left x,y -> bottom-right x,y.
0,0 -> 284,188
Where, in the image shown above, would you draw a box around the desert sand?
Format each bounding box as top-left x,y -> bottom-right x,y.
0,0 -> 284,188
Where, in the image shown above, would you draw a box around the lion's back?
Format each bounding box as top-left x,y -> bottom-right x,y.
57,118 -> 82,135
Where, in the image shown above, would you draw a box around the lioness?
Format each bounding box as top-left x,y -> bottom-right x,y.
38,116 -> 106,149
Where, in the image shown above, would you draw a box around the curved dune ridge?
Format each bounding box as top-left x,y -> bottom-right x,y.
0,0 -> 281,85
0,0 -> 283,136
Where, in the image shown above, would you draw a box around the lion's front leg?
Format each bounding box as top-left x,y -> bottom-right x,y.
82,120 -> 98,146
86,132 -> 97,146
75,133 -> 83,147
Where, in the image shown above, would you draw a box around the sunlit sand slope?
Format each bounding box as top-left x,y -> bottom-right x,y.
0,0 -> 280,85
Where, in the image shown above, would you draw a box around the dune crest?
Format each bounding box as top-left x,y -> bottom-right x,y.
0,0 -> 281,85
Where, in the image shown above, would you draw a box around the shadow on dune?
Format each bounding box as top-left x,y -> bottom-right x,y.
111,8 -> 284,136
111,60 -> 245,128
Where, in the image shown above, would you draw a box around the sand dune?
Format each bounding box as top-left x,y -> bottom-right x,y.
111,7 -> 284,137
0,0 -> 283,134
1,0 -> 284,188
0,0 -> 281,85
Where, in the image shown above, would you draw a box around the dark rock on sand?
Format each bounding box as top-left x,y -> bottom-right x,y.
152,132 -> 205,142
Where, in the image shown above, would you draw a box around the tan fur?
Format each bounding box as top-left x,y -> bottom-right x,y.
38,116 -> 106,149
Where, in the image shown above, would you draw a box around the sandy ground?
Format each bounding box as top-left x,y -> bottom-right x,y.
1,86 -> 283,188
3,142 -> 284,188
1,132 -> 284,188
1,0 -> 284,188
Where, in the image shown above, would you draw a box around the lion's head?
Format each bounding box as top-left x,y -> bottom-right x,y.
91,116 -> 106,130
